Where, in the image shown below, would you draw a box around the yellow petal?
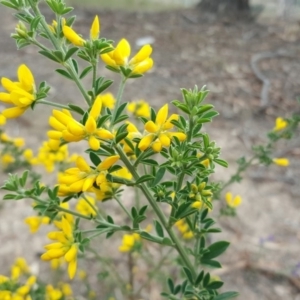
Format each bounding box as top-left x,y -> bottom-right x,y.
53,109 -> 73,126
64,244 -> 77,263
2,106 -> 26,118
100,52 -> 118,68
68,258 -> 77,279
225,192 -> 232,206
151,140 -> 162,152
145,120 -> 158,133
18,64 -> 34,92
85,116 -> 97,133
158,133 -> 171,147
97,155 -> 119,170
47,130 -> 63,140
163,114 -> 178,130
88,135 -> 100,150
62,130 -> 82,142
96,128 -> 114,139
169,132 -> 186,142
90,95 -> 102,119
1,77 -> 17,92
138,134 -> 154,151
113,38 -> 131,65
272,158 -> 289,167
76,156 -> 91,171
49,116 -> 66,131
82,176 -> 96,191
62,216 -> 73,237
129,44 -> 152,65
0,92 -> 12,103
156,104 -> 168,126
90,15 -> 100,40
63,25 -> 85,47
0,114 -> 6,125
131,58 -> 153,74
233,195 -> 242,207
68,120 -> 85,136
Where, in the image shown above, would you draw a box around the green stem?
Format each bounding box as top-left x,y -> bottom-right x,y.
55,206 -> 92,220
37,100 -> 70,110
82,194 -> 103,221
92,60 -> 98,100
219,156 -> 256,194
111,77 -> 127,126
115,196 -> 133,221
115,145 -> 196,278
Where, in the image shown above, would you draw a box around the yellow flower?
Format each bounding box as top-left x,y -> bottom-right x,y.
95,93 -> 115,109
273,117 -> 287,131
0,64 -> 36,118
63,15 -> 100,46
76,196 -> 97,216
41,217 -> 78,279
119,233 -> 141,252
1,153 -> 15,166
36,139 -> 69,172
58,155 -> 119,195
273,158 -> 289,167
46,285 -> 63,300
48,97 -> 114,150
101,38 -> 153,76
13,137 -> 25,147
127,100 -> 150,118
24,216 -> 50,233
138,104 -> 186,152
92,167 -> 132,201
225,192 -> 242,208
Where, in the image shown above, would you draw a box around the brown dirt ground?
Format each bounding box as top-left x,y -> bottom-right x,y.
0,3 -> 300,300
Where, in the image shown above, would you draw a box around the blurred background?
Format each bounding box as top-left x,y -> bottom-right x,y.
0,0 -> 300,299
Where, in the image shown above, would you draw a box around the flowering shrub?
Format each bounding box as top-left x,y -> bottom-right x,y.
0,0 -> 299,299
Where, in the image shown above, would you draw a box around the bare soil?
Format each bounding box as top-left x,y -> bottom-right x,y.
0,4 -> 300,300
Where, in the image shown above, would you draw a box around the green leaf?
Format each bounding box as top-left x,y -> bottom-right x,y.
214,159 -> 228,168
39,50 -> 60,63
135,175 -> 154,185
161,237 -> 173,246
202,110 -> 219,119
139,205 -> 148,215
141,159 -> 158,166
68,104 -> 85,115
201,259 -> 222,268
89,152 -> 101,166
206,280 -> 223,289
202,241 -> 230,260
113,102 -> 128,122
197,118 -> 211,124
167,278 -> 174,294
55,69 -> 73,80
151,167 -> 166,187
105,65 -> 120,73
202,272 -> 210,287
65,47 -> 79,61
140,231 -> 162,244
79,66 -> 93,79
195,270 -> 204,286
0,1 -> 18,9
115,132 -> 128,144
213,292 -> 239,300
183,267 -> 194,284
30,16 -> 42,32
71,58 -> 78,73
97,80 -> 113,95
154,220 -> 164,238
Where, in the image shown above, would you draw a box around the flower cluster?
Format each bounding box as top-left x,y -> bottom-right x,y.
119,233 -> 141,252
48,98 -> 114,151
41,217 -> 78,279
0,64 -> 36,118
